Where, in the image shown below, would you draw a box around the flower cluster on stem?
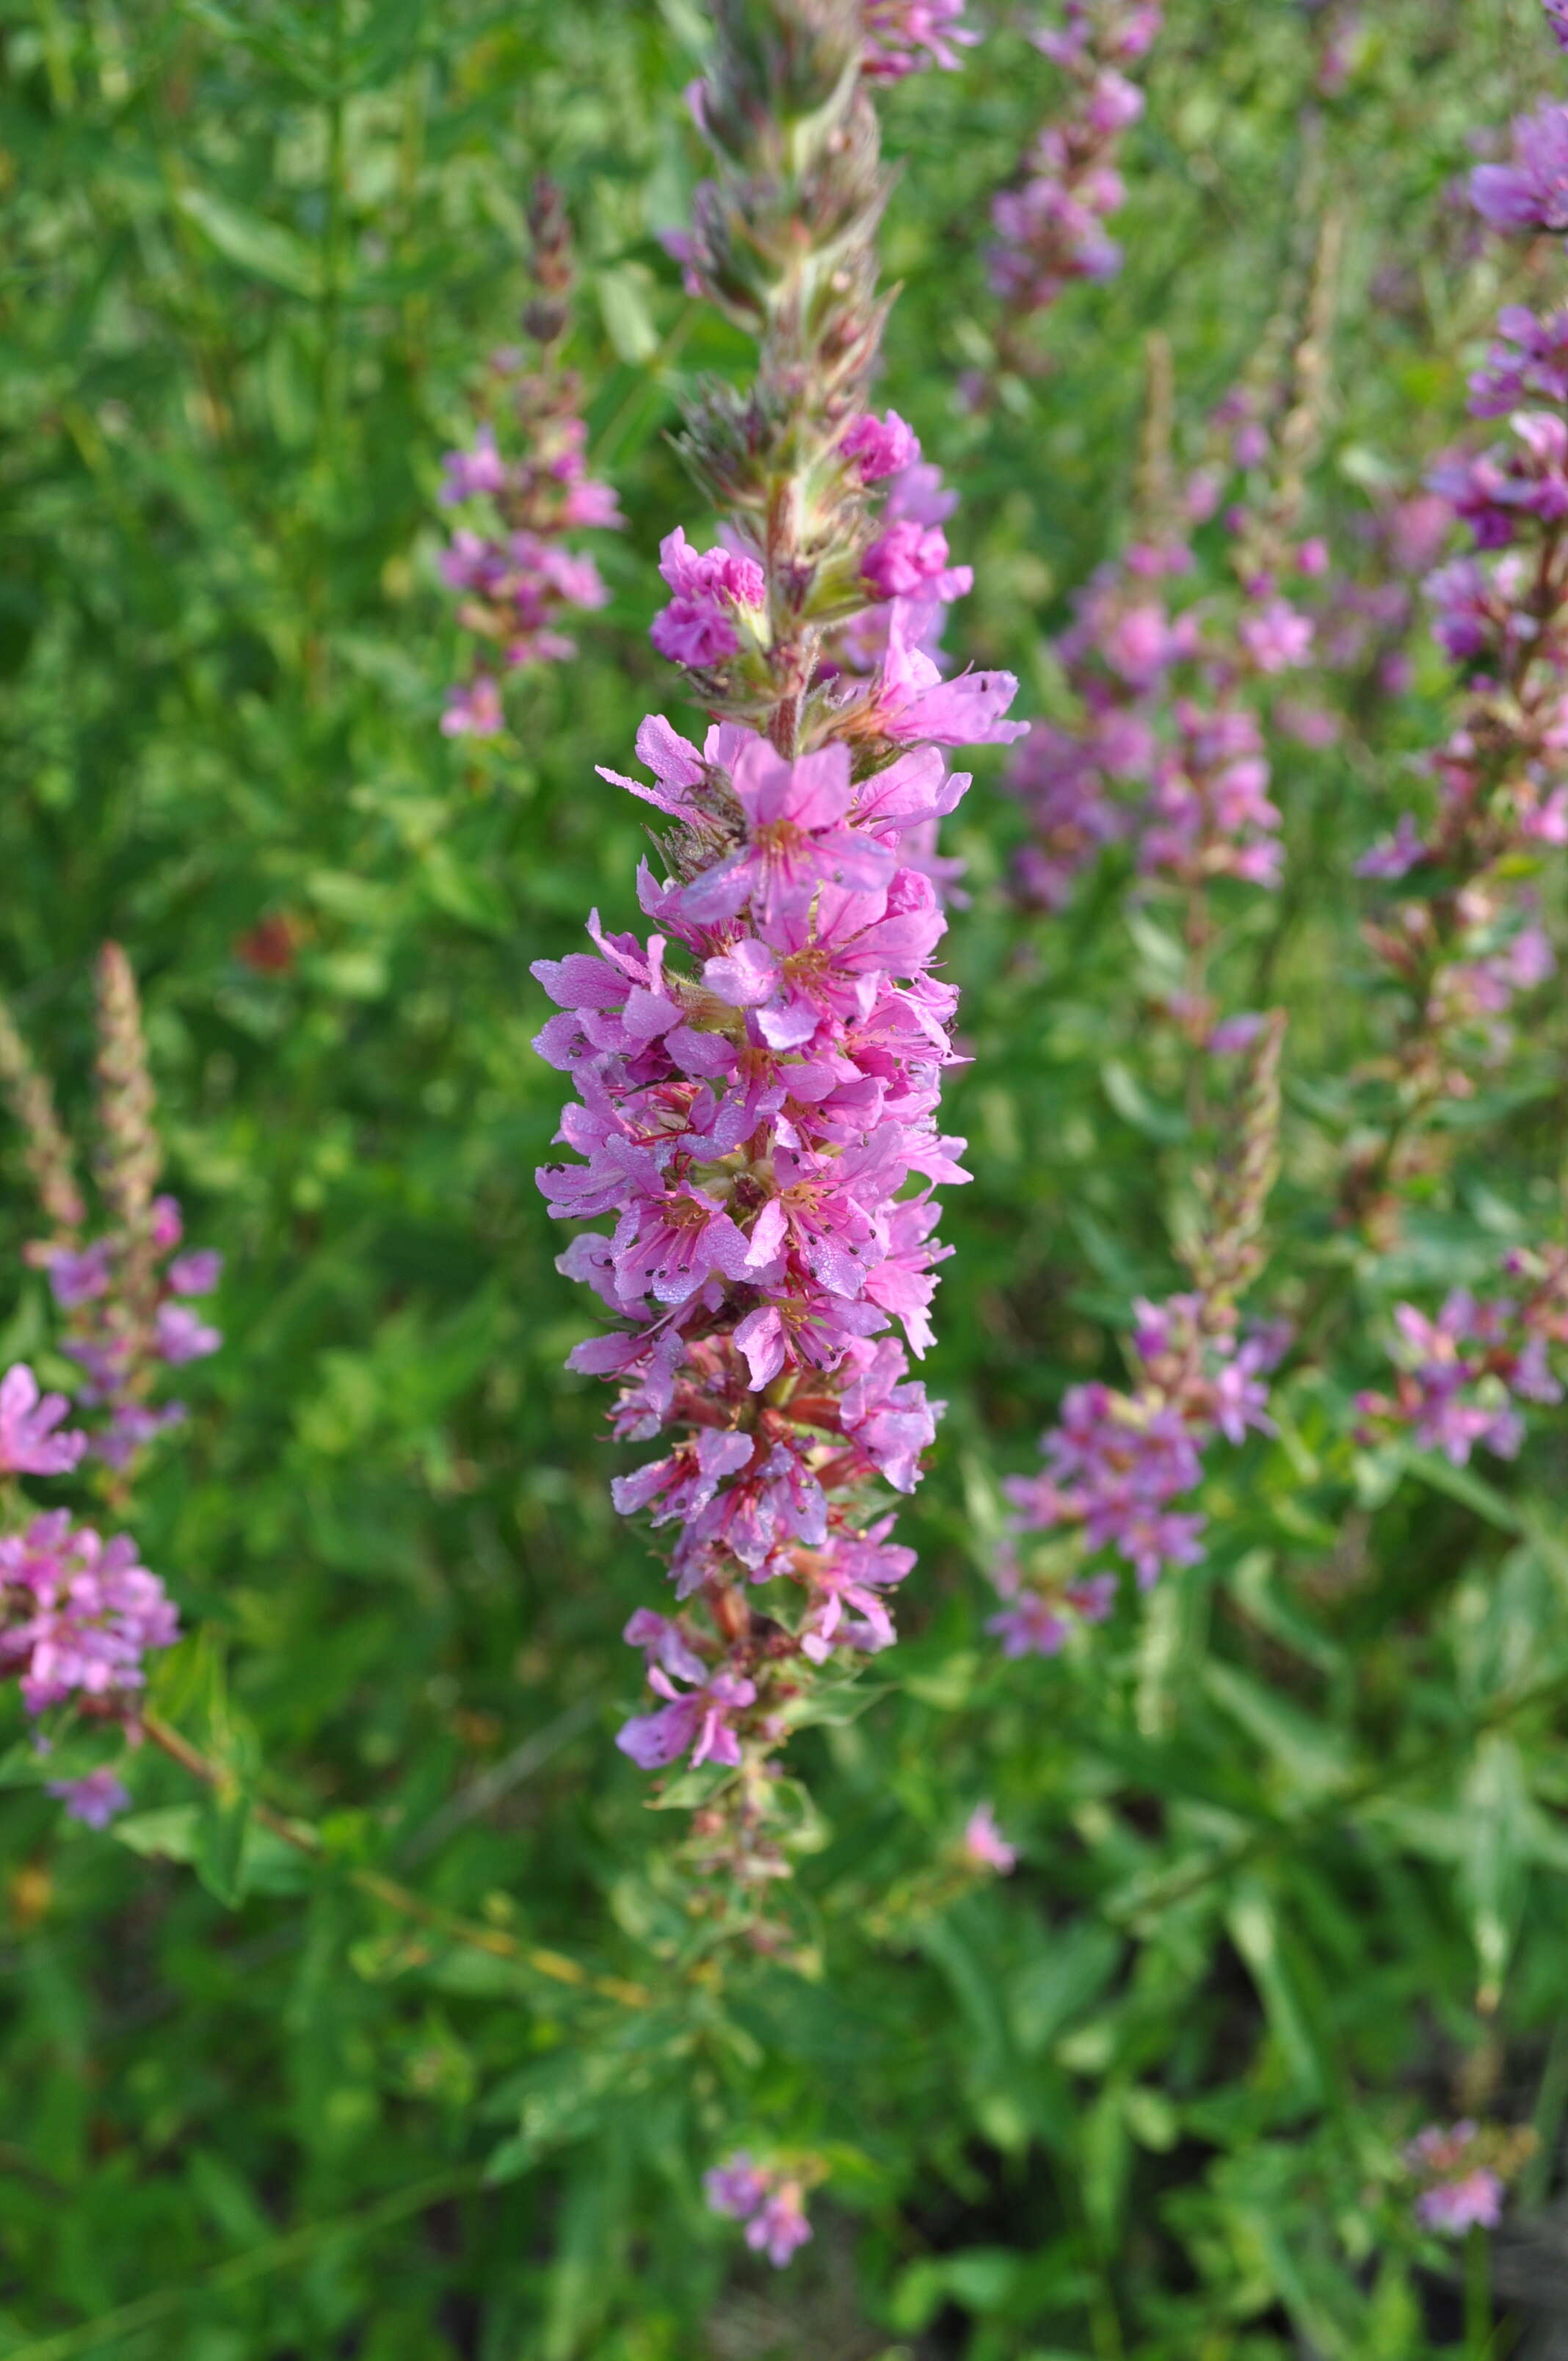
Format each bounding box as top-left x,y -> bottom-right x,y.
1355,1247 -> 1568,1468
531,0 -> 1020,1898
703,2150 -> 816,2265
15,948 -> 222,1478
1404,2119 -> 1533,2238
1346,54 -> 1568,1238
1003,351 -> 1332,984
990,1013 -> 1287,1653
0,951 -> 208,1821
987,0 -> 1163,371
438,179 -> 623,739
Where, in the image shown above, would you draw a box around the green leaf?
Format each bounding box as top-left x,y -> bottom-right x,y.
115,1804 -> 202,1863
1400,1448 -> 1524,1534
1100,1056 -> 1189,1142
1225,1881 -> 1336,2106
175,189 -> 324,298
1006,1923 -> 1122,2057
195,1782 -> 254,1909
595,264 -> 661,364
1461,1734 -> 1531,2010
1202,1660 -> 1349,1796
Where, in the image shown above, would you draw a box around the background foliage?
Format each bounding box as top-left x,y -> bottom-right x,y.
3,0 -> 1568,2353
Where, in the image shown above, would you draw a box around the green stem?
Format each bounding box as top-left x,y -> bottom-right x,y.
140,1714 -> 650,2009
1464,2224 -> 1492,2358
0,2166 -> 482,2361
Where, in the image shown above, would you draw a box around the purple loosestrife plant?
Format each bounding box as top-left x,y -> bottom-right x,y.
990,1012 -> 1287,1651
438,179 -> 623,739
1354,1247 -> 1568,1468
0,953 -> 206,1819
21,948 -> 224,1481
1345,57 -> 1568,1238
531,0 -> 1021,1899
987,0 -> 1163,373
1003,403 -> 1320,991
1006,227 -> 1340,1057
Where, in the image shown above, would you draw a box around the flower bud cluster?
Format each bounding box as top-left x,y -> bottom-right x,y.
1355,1247 -> 1568,1468
438,181 -> 623,739
987,0 -> 1163,358
532,0 -> 1019,1894
990,1017 -> 1287,1650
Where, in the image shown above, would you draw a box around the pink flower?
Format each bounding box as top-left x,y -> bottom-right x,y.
962,1802 -> 1017,1873
987,3 -> 1161,319
1417,2170 -> 1504,2235
862,0 -> 979,78
155,1304 -> 222,1366
749,2184 -> 812,2266
1355,813 -> 1426,880
438,424 -> 509,506
1471,103 -> 1568,234
440,677 -> 504,738
672,739 -> 895,924
529,13 -> 1029,1874
705,2153 -> 769,2218
0,1365 -> 87,1478
46,1240 -> 115,1309
863,517 -> 954,600
872,603 -> 1026,745
704,2150 -> 814,2268
649,528 -> 765,668
1406,2122 -> 1507,2237
615,1663 -> 758,1769
842,409 -> 921,482
48,1767 -> 131,1828
167,1250 -> 222,1296
0,1512 -> 178,1713
1238,596 -> 1313,673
